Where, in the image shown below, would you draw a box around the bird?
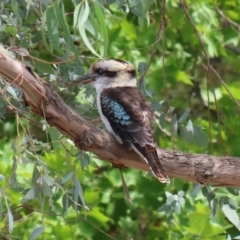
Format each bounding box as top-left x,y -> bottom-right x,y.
72,58 -> 170,183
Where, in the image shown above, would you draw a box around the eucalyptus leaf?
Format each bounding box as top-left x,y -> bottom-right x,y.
41,180 -> 53,197
178,109 -> 190,124
226,187 -> 239,196
73,177 -> 87,209
173,201 -> 181,214
5,196 -> 14,233
21,188 -> 35,203
212,198 -> 218,218
30,226 -> 44,240
79,25 -> 101,58
0,198 -> 2,219
93,3 -> 108,57
222,204 -> 240,230
49,127 -> 60,151
171,114 -> 178,135
165,204 -> 173,218
158,203 -> 169,212
62,171 -> 73,184
159,113 -> 166,129
62,194 -> 69,215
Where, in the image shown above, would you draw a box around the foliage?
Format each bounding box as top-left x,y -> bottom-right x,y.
0,0 -> 240,239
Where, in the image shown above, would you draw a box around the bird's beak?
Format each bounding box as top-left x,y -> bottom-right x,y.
70,73 -> 98,85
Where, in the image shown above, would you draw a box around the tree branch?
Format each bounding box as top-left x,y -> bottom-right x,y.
0,47 -> 240,187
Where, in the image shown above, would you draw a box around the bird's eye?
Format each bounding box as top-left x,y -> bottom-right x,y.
97,68 -> 104,75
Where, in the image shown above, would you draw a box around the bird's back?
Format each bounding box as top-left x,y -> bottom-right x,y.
100,86 -> 169,183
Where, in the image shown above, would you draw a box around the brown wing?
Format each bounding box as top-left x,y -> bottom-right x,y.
101,87 -> 169,183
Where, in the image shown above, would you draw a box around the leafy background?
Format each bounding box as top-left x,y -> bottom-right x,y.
0,0 -> 240,239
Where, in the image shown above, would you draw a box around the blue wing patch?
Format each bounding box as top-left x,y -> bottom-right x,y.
101,95 -> 131,125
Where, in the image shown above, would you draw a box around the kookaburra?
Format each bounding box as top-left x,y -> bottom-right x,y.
73,59 -> 169,183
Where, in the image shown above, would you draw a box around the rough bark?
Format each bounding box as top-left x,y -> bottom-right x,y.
0,47 -> 240,187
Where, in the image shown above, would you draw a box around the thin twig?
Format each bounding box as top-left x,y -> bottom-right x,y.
179,0 -> 226,154
216,7 -> 240,32
138,2 -> 166,84
159,0 -> 174,148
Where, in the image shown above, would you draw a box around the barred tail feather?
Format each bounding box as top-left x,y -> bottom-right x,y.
148,147 -> 170,183
131,144 -> 170,184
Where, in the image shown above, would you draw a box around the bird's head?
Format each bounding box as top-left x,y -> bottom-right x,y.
72,59 -> 137,90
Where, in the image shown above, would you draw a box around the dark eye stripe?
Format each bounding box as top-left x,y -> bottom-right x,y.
103,71 -> 117,78
128,70 -> 136,78
95,68 -> 135,78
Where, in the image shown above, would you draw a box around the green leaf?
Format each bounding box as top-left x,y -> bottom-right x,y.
171,114 -> 178,135
178,190 -> 185,197
88,11 -> 100,48
202,186 -> 216,204
5,25 -> 17,36
173,201 -> 181,214
74,3 -> 83,27
41,180 -> 53,197
88,207 -> 112,226
165,191 -> 173,198
178,196 -> 185,206
6,86 -> 18,99
62,171 -> 73,184
81,154 -> 90,169
186,202 -> 225,237
42,174 -> 54,185
49,127 -> 60,151
79,25 -> 101,58
138,62 -> 148,75
178,109 -> 190,124
21,188 -> 35,203
159,113 -> 166,129
176,70 -> 192,85
166,195 -> 175,205
74,1 -> 102,57
0,174 -> 5,182
226,10 -> 239,20
181,121 -> 208,147
58,1 -> 77,54
74,1 -> 90,28
62,194 -> 70,215
35,61 -> 54,74
93,3 -> 108,57
11,0 -> 22,22
186,119 -> 194,133
73,176 -> 87,208
226,187 -> 239,196
165,204 -> 173,218
212,198 -> 218,218
201,88 -> 222,103
158,203 -> 169,212
222,204 -> 240,230
4,196 -> 14,233
151,100 -> 161,111
193,124 -> 208,147
220,196 -> 238,210
41,10 -> 52,52
0,197 -> 2,218
32,166 -> 41,185
30,226 -> 44,240
7,207 -> 14,233
25,0 -> 33,11
46,5 -> 62,54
